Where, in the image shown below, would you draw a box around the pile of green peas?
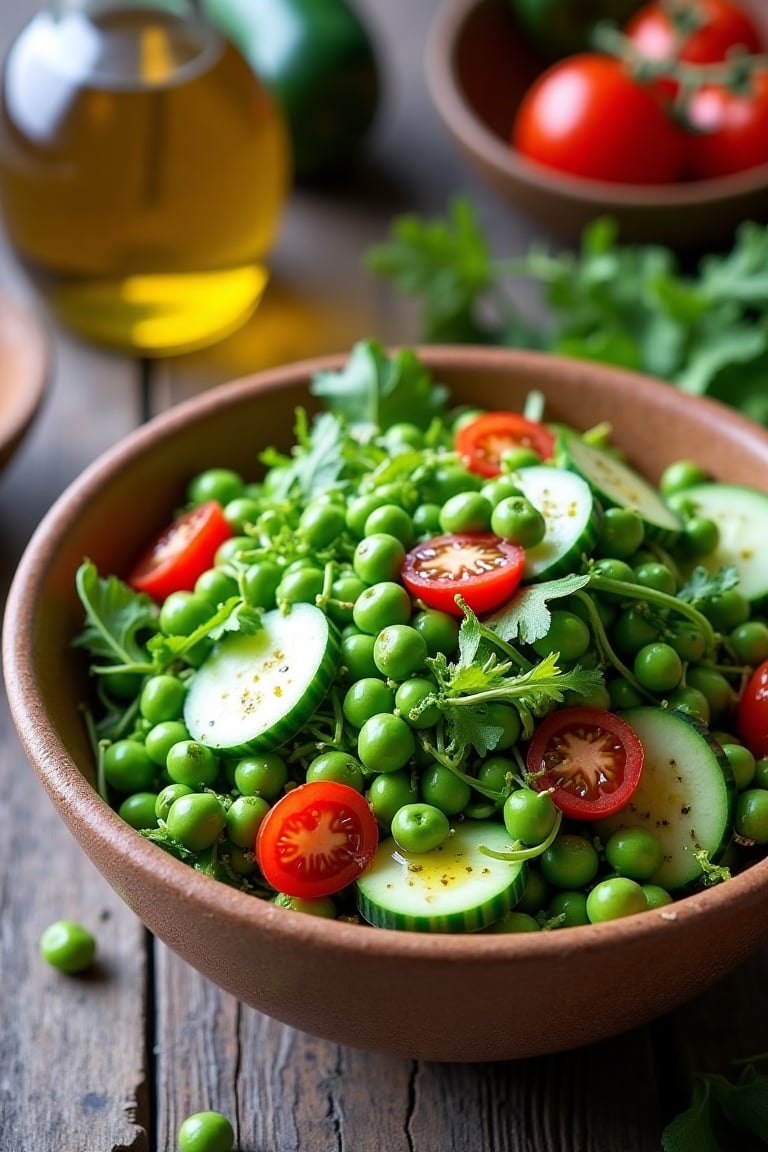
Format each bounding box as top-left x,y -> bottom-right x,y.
83,410 -> 768,931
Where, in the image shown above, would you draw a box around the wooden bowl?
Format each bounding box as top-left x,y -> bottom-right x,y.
425,0 -> 768,248
5,346 -> 768,1062
0,292 -> 50,473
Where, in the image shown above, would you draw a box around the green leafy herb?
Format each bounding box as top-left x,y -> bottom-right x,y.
663,1065 -> 768,1152
310,339 -> 449,433
677,565 -> 741,608
487,573 -> 592,645
366,199 -> 768,425
73,561 -> 157,672
422,603 -> 604,757
259,408 -> 349,501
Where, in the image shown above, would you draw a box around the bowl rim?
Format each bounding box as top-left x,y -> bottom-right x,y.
424,0 -> 768,209
0,291 -> 52,472
5,343 -> 768,964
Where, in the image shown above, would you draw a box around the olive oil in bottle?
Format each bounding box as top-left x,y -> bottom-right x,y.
0,1 -> 291,354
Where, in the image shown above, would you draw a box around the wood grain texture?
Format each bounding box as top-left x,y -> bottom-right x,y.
2,0 -> 768,1147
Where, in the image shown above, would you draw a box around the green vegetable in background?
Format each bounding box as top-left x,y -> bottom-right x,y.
200,0 -> 380,181
365,197 -> 768,427
508,0 -> 644,60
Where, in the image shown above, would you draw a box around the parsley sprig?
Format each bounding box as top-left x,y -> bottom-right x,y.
366,200 -> 768,425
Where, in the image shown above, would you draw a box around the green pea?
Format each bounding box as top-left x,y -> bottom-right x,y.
39,919 -> 97,974
188,468 -> 244,507
226,795 -> 270,848
118,791 -> 160,831
233,753 -> 288,800
177,1110 -> 235,1152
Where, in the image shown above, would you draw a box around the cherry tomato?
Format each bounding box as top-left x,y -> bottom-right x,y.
527,706 -> 645,820
255,781 -> 379,899
737,659 -> 768,757
625,0 -> 763,68
401,533 -> 526,617
455,412 -> 556,478
128,500 -> 233,602
683,68 -> 768,178
511,54 -> 684,184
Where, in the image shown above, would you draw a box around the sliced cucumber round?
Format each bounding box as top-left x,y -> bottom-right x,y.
184,602 -> 340,754
356,820 -> 527,933
558,430 -> 682,546
673,482 -> 768,604
594,706 -> 735,892
513,464 -> 600,582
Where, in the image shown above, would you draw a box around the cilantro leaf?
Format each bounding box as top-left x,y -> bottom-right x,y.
714,1064 -> 768,1141
487,574 -> 592,645
677,565 -> 740,608
310,340 -> 449,433
73,561 -> 157,670
662,1077 -> 721,1152
367,199 -> 768,426
260,409 -> 348,502
663,1065 -> 768,1152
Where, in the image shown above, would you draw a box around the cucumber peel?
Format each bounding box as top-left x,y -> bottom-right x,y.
184,602 -> 340,754
595,706 -> 735,892
557,430 -> 682,546
674,482 -> 768,604
513,464 -> 601,582
356,820 -> 527,932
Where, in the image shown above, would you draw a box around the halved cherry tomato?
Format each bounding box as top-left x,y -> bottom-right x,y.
401,533 -> 525,617
527,706 -> 645,820
455,412 -> 556,478
737,659 -> 768,757
128,500 -> 233,602
255,781 -> 379,899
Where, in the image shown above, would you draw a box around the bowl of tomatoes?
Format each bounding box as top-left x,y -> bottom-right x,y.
426,0 -> 768,248
5,342 -> 768,1062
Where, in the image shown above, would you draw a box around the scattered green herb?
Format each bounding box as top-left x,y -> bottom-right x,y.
366,198 -> 768,425
662,1063 -> 768,1152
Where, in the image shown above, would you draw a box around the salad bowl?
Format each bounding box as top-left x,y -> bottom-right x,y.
425,0 -> 768,248
5,345 -> 768,1062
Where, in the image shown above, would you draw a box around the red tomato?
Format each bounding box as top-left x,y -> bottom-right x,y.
401,533 -> 526,617
255,781 -> 379,899
737,659 -> 768,757
511,54 -> 684,184
683,68 -> 768,178
625,0 -> 763,67
455,412 -> 556,478
527,707 -> 645,820
128,500 -> 233,602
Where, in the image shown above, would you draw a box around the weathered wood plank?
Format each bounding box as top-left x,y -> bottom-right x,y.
154,942 -> 664,1152
0,325 -> 149,1152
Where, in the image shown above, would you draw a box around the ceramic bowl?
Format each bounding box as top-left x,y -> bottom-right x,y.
425,0 -> 768,248
0,292 -> 50,474
5,346 -> 768,1063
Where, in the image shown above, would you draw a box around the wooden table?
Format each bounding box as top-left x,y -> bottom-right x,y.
1,2 -> 766,1149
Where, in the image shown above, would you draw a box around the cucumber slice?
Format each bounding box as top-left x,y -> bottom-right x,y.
674,482 -> 768,604
184,602 -> 340,754
356,821 -> 527,933
558,430 -> 682,546
513,464 -> 600,582
595,706 -> 735,892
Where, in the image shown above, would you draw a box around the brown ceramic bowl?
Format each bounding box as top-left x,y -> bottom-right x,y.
426,0 -> 768,248
0,292 -> 50,474
5,346 -> 768,1062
